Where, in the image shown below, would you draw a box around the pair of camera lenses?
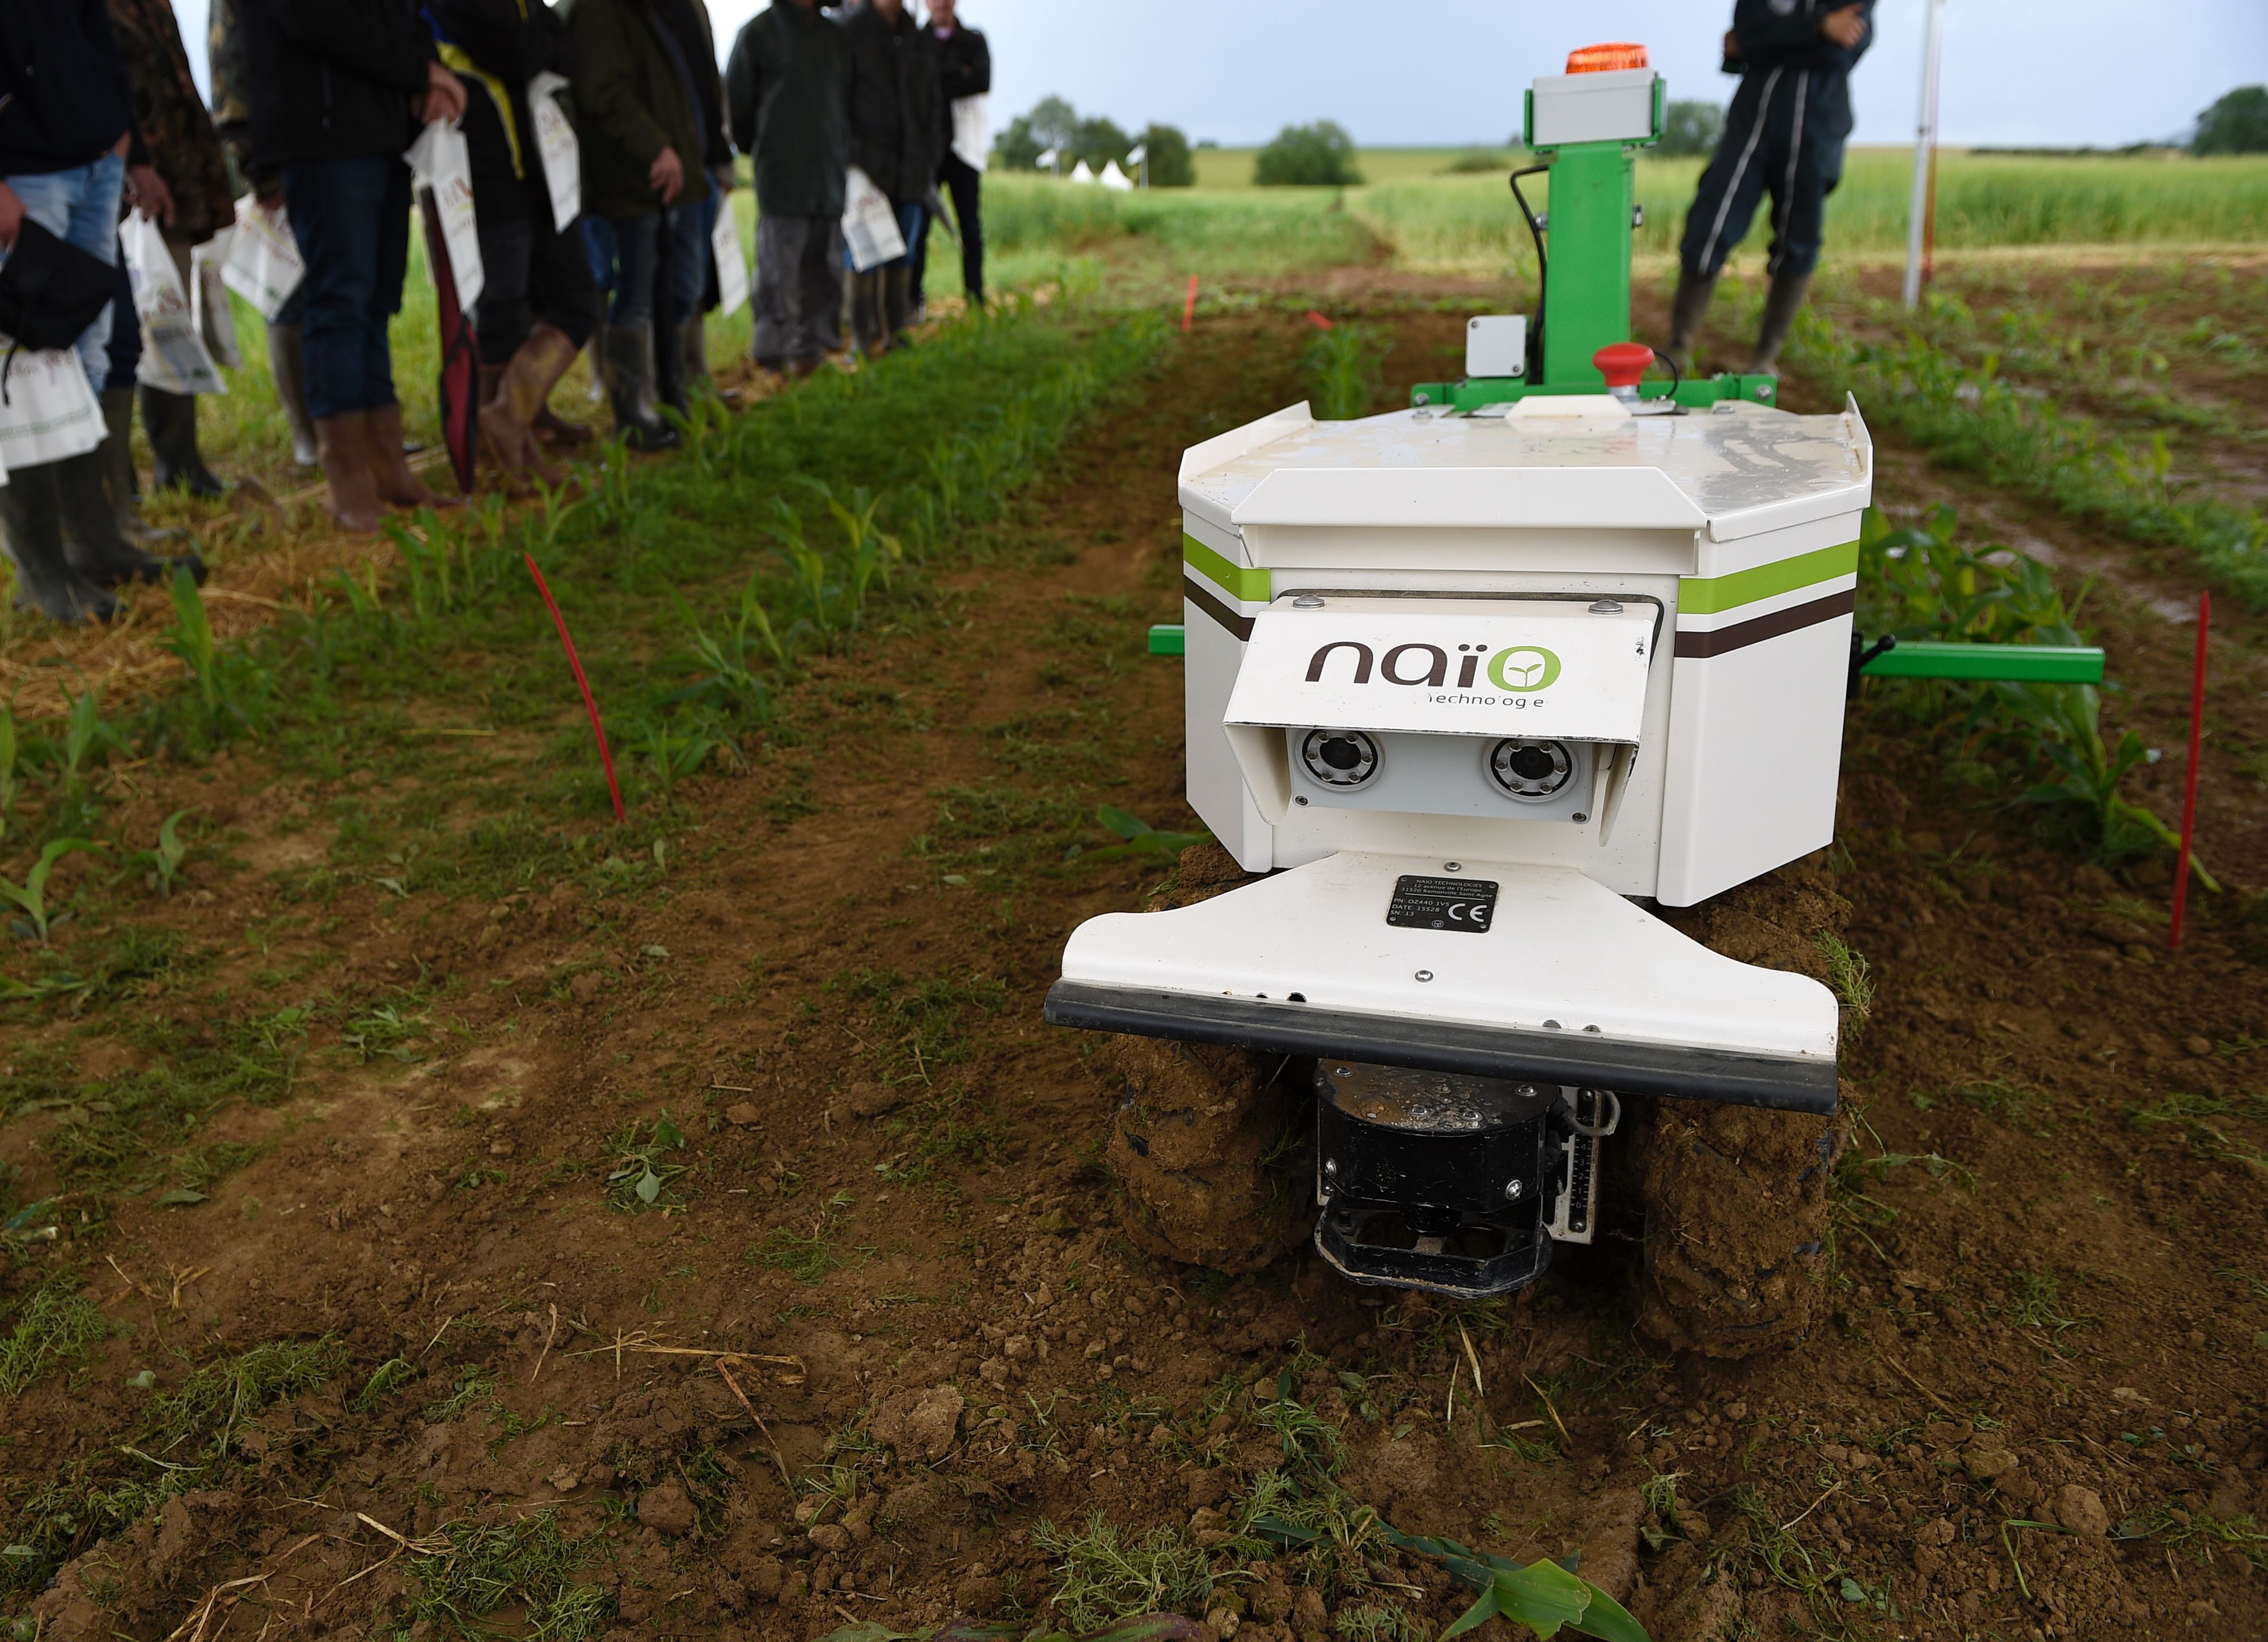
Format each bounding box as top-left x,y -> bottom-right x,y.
1297,731 -> 1573,800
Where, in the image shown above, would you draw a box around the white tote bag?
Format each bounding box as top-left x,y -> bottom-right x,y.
841,166 -> 905,274
191,232 -> 243,370
122,210 -> 227,396
951,94 -> 990,172
712,201 -> 748,318
0,345 -> 105,469
407,119 -> 486,312
528,70 -> 581,231
221,194 -> 306,322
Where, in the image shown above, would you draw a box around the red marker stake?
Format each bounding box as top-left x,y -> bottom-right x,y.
1182,274 -> 1199,333
524,552 -> 625,824
2170,589 -> 2210,949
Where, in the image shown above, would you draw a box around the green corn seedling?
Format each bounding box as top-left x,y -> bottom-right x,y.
2,838 -> 104,943
1304,320 -> 1390,420
125,809 -> 198,900
162,567 -> 222,720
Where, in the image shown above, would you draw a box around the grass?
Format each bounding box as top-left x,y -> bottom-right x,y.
401,1510 -> 613,1642
1031,1514 -> 1213,1631
0,1282 -> 111,1396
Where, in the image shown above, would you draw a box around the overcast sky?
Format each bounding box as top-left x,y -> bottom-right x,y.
176,1 -> 2265,150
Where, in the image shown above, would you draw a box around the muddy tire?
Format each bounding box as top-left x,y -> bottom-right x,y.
1107,1036 -> 1309,1273
1100,844 -> 1310,1274
1628,1095 -> 1840,1357
1633,853 -> 1856,1358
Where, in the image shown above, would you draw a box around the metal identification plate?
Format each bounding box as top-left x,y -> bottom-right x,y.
1386,875 -> 1500,934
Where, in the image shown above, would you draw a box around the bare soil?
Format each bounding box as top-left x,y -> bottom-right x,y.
5,299 -> 2267,1642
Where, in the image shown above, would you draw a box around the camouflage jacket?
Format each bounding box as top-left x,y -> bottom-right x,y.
107,0 -> 234,240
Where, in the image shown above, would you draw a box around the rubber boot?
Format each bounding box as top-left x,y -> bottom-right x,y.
139,384 -> 226,497
600,324 -> 680,452
56,448 -> 204,589
96,387 -> 189,551
364,401 -> 460,509
1745,269 -> 1812,375
849,270 -> 888,359
682,314 -> 709,393
481,324 -> 574,488
268,320 -> 319,468
885,264 -> 916,347
314,412 -> 383,533
0,463 -> 117,623
1662,266 -> 1717,376
653,312 -> 688,424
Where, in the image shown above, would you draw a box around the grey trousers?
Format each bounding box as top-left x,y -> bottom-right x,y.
752,214 -> 845,369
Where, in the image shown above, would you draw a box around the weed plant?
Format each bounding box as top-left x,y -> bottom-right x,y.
0,1282 -> 111,1395
1855,505 -> 2192,869
1031,1514 -> 1213,1632
401,1510 -> 612,1642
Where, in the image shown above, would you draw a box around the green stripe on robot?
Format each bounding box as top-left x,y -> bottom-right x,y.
1676,540 -> 1858,616
1182,533 -> 1271,603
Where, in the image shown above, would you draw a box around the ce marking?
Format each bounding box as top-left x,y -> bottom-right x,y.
1448,901 -> 1489,928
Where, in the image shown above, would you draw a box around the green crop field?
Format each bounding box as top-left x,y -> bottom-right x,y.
983,149 -> 2268,291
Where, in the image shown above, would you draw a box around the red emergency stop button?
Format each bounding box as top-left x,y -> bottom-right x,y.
1567,42 -> 1649,74
1593,342 -> 1655,388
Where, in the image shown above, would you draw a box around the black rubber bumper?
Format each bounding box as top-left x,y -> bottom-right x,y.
1044,980 -> 1838,1114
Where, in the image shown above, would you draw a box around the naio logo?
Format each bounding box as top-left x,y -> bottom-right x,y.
1305,641 -> 1563,694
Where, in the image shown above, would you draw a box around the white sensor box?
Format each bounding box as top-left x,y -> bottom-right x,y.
1466,315 -> 1527,379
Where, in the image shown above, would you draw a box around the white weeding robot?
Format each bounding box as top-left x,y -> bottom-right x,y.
1047,44 -> 1872,1309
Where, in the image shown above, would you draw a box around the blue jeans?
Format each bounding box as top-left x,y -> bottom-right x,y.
5,152 -> 126,383
282,155 -> 412,420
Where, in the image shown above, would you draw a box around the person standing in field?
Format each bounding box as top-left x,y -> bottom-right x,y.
236,0 -> 467,532
558,0 -> 712,449
107,0 -> 236,502
840,0 -> 942,357
646,0 -> 734,395
0,1 -> 192,619
207,0 -> 318,473
1662,0 -> 1874,376
908,0 -> 988,317
425,0 -> 603,485
725,0 -> 852,379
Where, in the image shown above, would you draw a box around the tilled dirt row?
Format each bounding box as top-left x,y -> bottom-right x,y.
3,302 -> 2265,1642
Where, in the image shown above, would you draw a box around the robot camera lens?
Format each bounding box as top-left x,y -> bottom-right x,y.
1487,738 -> 1574,800
1300,729 -> 1380,788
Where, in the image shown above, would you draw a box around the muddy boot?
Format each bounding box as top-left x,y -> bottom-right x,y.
1662,266 -> 1717,376
56,447 -> 204,589
139,384 -> 226,497
365,401 -> 461,509
314,412 -> 383,533
96,387 -> 189,551
0,463 -> 117,624
682,314 -> 709,393
481,324 -> 574,488
268,320 -> 318,468
599,323 -> 680,452
884,264 -> 916,347
1745,269 -> 1812,375
849,270 -> 888,359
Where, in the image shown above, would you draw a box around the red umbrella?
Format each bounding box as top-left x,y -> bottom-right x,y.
417,187 -> 480,494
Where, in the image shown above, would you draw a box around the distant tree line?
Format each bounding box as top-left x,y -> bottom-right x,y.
2194,86 -> 2268,154
994,96 -> 1195,185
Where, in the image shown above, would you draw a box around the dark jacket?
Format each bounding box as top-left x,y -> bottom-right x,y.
238,0 -> 435,170
1729,0 -> 1873,75
0,1 -> 144,179
931,22 -> 988,103
428,0 -> 577,230
557,0 -> 713,222
841,2 -> 941,206
107,0 -> 235,240
725,2 -> 851,219
930,20 -> 987,163
653,0 -> 733,173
